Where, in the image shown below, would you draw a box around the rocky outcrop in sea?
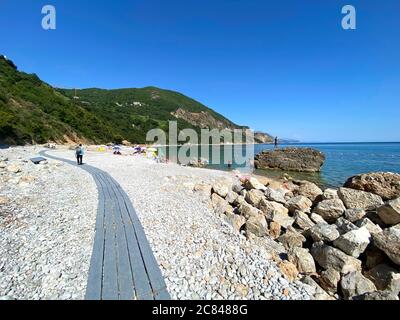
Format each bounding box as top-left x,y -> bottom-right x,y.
254,148 -> 326,172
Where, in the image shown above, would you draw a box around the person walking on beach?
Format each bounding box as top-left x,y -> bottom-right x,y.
75,144 -> 84,165
274,137 -> 279,148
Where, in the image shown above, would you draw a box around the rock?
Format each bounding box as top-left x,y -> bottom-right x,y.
313,199 -> 346,223
323,188 -> 339,200
318,268 -> 341,294
278,261 -> 299,282
278,227 -> 306,250
232,182 -> 244,194
254,148 -> 326,172
259,198 -> 289,219
310,213 -> 328,225
344,208 -> 366,223
264,187 -> 286,204
357,291 -> 399,301
344,172 -> 400,201
286,196 -> 313,213
294,211 -> 315,231
225,191 -> 238,205
212,180 -> 231,198
338,187 -> 384,211
333,227 -> 371,258
245,189 -> 265,207
211,194 -> 228,215
224,205 -> 235,216
233,195 -> 246,207
335,217 -> 358,235
287,247 -> 316,274
364,246 -> 388,270
0,161 -> 7,169
355,218 -> 383,235
301,276 -> 335,300
224,215 -> 246,233
194,183 -> 211,196
373,226 -> 400,266
365,264 -> 400,295
6,164 -> 21,173
243,177 -> 266,191
245,215 -> 269,237
0,196 -> 10,205
340,271 -> 377,299
237,202 -> 260,219
271,210 -> 295,229
310,224 -> 340,242
294,180 -> 323,202
311,242 -> 362,274
269,221 -> 281,239
377,198 -> 400,225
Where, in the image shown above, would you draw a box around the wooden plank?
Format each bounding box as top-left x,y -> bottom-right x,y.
109,177 -> 169,299
107,181 -> 136,300
103,175 -> 154,300
98,173 -> 119,300
85,173 -> 106,300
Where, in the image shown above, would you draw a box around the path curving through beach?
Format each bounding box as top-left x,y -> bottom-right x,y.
40,150 -> 170,300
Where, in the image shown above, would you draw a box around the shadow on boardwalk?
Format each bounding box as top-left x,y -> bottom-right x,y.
40,150 -> 170,301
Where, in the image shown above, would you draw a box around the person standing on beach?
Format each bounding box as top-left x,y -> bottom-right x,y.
274,137 -> 279,148
75,144 -> 84,165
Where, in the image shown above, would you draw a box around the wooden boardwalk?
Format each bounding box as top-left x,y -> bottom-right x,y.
40,151 -> 170,300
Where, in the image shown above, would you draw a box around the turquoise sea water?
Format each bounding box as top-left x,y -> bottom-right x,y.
166,143 -> 400,188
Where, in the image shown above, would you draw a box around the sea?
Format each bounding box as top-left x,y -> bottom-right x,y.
165,142 -> 400,188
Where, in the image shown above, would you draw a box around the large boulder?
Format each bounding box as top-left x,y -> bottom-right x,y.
278,227 -> 306,250
254,147 -> 325,172
224,214 -> 246,232
311,242 -> 362,274
338,187 -> 384,211
237,202 -> 261,219
365,264 -> 400,295
294,211 -> 315,231
287,247 -> 316,274
245,215 -> 269,237
340,271 -> 377,300
293,180 -> 323,202
344,172 -> 400,201
344,208 -> 366,223
310,224 -> 340,242
301,276 -> 335,300
264,187 -> 286,204
286,196 -> 313,213
355,218 -> 383,235
245,189 -> 265,207
278,261 -> 299,282
259,198 -> 289,218
333,227 -> 371,258
322,188 -> 339,200
377,198 -> 400,226
373,226 -> 400,266
211,194 -> 228,215
313,199 -> 346,223
318,268 -> 341,294
212,180 -> 231,198
335,217 -> 359,235
243,177 -> 267,191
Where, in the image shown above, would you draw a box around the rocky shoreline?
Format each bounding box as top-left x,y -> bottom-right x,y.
208,172 -> 400,300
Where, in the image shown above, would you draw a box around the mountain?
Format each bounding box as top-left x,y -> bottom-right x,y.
0,55 -> 275,145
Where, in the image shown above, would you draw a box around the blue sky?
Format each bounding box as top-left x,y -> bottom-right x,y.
0,0 -> 399,142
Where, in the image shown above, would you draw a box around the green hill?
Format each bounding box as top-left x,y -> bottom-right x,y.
0,55 -> 271,145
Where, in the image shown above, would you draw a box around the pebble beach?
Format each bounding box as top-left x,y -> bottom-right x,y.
0,146 -> 315,300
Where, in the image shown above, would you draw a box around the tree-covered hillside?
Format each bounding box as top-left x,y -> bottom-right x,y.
0,55 -> 251,145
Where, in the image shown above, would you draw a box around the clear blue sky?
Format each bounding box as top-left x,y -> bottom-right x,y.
1,0 -> 399,142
